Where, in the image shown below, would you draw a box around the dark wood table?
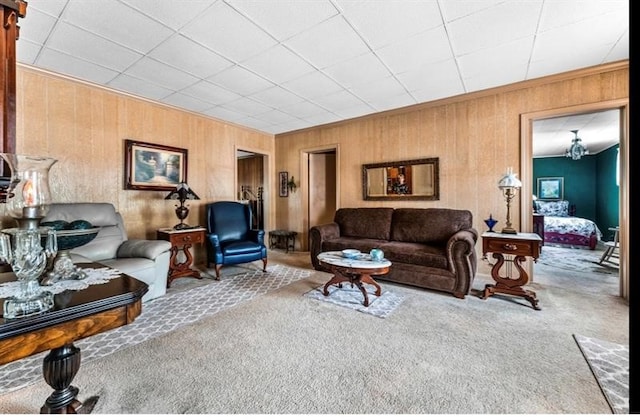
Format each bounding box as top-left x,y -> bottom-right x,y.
0,262 -> 148,414
317,251 -> 391,307
481,232 -> 542,310
157,227 -> 206,287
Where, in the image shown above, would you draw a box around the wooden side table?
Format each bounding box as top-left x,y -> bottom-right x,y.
268,230 -> 297,253
481,232 -> 542,310
157,227 -> 206,288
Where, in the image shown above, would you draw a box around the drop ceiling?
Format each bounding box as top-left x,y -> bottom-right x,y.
16,0 -> 628,149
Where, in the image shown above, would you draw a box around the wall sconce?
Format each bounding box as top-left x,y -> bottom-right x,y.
165,181 -> 200,230
287,176 -> 297,193
497,167 -> 522,234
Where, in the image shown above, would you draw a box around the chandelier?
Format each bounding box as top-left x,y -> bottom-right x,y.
565,129 -> 589,160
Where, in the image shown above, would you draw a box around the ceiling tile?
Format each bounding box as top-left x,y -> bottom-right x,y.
61,0 -> 174,53
458,37 -> 533,92
16,7 -> 58,47
16,40 -> 42,64
149,34 -> 234,79
335,0 -> 443,49
538,0 -> 628,32
180,80 -> 241,105
181,1 -> 278,63
36,48 -> 120,85
126,57 -> 199,90
278,100 -> 329,119
226,0 -> 339,41
446,1 -> 543,56
254,109 -> 297,125
349,76 -> 408,104
241,45 -> 316,85
251,86 -> 305,108
375,25 -> 453,74
120,0 -> 213,30
161,92 -> 213,113
45,22 -> 142,71
439,0 -> 504,22
399,59 -> 465,103
223,97 -> 273,116
312,89 -> 370,111
323,52 -> 391,89
25,0 -> 68,17
207,65 -> 274,96
281,70 -> 344,99
285,15 -> 370,69
108,73 -> 174,101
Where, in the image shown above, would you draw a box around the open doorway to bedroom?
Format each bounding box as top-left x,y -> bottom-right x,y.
521,100 -> 629,300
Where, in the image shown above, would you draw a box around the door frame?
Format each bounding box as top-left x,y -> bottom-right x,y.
300,144 -> 340,251
235,145 -> 273,232
520,99 -> 629,299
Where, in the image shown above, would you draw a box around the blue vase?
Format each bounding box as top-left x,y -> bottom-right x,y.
370,248 -> 384,261
484,214 -> 498,232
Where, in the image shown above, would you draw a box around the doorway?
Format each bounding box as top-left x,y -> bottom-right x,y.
300,145 -> 340,250
237,149 -> 267,230
520,99 -> 629,300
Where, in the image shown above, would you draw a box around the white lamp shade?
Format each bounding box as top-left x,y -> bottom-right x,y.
498,167 -> 522,189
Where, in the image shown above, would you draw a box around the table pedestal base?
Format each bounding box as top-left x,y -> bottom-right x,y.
322,269 -> 382,307
40,344 -> 99,414
482,253 -> 540,310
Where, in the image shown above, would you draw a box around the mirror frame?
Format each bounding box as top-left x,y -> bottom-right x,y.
362,157 -> 439,201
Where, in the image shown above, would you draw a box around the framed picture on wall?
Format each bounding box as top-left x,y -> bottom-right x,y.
537,177 -> 564,200
124,139 -> 188,191
279,171 -> 289,197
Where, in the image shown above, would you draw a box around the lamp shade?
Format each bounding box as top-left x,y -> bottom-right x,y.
497,168 -> 522,190
165,182 -> 200,201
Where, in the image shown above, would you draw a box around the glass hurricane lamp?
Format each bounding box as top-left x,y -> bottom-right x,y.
497,167 -> 522,234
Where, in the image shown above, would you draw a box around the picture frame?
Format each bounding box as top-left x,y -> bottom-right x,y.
279,171 -> 289,197
537,177 -> 564,200
124,139 -> 188,191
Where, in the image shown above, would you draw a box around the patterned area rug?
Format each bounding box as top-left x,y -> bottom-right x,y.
304,283 -> 404,318
0,264 -> 313,395
537,245 -> 618,274
573,334 -> 629,414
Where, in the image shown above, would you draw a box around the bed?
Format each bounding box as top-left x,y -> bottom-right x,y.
533,200 -> 602,250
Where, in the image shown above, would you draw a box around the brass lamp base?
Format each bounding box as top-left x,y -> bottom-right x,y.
501,226 -> 518,234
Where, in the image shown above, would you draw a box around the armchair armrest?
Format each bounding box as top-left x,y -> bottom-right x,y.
117,239 -> 171,260
248,229 -> 265,244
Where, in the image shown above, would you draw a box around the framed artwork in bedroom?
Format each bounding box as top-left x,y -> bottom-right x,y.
537,177 -> 563,200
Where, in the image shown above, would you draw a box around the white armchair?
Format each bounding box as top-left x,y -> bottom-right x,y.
42,203 -> 172,302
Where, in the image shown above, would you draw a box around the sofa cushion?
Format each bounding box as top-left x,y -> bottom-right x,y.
391,208 -> 473,243
334,207 -> 394,240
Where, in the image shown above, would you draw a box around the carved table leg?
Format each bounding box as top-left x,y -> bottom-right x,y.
323,269 -> 376,307
40,344 -> 99,414
483,253 -> 540,310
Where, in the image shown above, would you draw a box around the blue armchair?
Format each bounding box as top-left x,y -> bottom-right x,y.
205,201 -> 268,280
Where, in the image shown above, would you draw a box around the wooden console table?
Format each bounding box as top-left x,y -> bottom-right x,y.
157,227 -> 206,287
481,232 -> 542,310
0,263 -> 148,414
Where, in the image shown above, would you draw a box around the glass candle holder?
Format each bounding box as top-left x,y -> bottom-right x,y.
0,154 -> 57,230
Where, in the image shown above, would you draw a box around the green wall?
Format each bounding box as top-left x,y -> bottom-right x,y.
533,144 -> 619,240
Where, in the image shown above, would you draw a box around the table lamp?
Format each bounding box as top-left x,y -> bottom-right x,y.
497,167 -> 522,234
165,181 -> 200,230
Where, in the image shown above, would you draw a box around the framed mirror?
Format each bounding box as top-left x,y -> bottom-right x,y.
362,157 -> 439,201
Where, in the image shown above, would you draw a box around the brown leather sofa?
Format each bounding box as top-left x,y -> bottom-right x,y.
309,207 -> 478,298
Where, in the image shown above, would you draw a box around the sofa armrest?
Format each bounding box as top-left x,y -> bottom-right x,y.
309,222 -> 340,269
117,239 -> 172,260
445,228 -> 478,297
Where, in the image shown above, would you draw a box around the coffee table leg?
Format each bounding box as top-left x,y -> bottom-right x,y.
360,274 -> 382,297
323,272 -> 348,296
40,344 -> 99,414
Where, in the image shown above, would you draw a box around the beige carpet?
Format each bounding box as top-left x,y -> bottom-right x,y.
0,248 -> 628,414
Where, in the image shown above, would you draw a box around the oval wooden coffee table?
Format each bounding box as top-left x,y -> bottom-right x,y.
317,251 -> 391,307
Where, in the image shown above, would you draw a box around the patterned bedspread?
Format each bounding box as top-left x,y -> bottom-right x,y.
544,216 -> 602,249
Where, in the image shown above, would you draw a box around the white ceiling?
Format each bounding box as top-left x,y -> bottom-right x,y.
16,0 -> 628,150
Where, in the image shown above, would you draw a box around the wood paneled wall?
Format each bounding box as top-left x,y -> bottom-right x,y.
275,61 -> 629,253
5,65 -> 275,264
